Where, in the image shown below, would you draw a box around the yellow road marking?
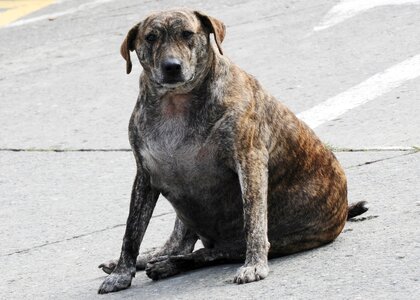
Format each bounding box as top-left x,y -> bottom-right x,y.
0,0 -> 55,27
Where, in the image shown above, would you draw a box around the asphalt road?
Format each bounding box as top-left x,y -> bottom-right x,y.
0,0 -> 419,299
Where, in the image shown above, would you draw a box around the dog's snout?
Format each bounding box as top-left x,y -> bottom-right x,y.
161,58 -> 185,84
162,58 -> 182,75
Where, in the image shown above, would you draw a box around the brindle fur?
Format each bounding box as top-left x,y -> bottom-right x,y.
97,9 -> 368,294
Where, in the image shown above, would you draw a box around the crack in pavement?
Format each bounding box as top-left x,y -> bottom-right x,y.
346,151 -> 419,169
331,146 -> 419,152
1,211 -> 175,257
0,148 -> 131,152
1,146 -> 418,153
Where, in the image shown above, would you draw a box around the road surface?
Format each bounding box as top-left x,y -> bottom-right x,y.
0,0 -> 419,299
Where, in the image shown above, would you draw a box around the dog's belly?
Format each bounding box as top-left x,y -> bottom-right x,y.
141,140 -> 245,246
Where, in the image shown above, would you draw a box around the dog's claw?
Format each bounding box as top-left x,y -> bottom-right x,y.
98,272 -> 133,294
233,263 -> 269,284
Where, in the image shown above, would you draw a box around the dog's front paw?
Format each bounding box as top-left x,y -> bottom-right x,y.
145,255 -> 181,280
98,272 -> 133,294
98,259 -> 118,275
233,262 -> 269,284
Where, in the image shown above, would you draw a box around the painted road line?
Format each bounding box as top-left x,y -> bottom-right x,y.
5,0 -> 115,28
0,0 -> 55,27
314,0 -> 420,31
297,54 -> 420,129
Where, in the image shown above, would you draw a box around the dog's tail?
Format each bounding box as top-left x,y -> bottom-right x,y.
347,201 -> 368,220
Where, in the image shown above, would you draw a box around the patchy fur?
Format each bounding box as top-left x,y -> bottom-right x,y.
98,9 -> 368,294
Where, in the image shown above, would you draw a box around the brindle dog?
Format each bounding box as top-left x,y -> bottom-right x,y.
97,9 -> 368,294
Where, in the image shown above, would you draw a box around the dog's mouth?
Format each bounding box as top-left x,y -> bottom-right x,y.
157,74 -> 195,89
161,79 -> 186,88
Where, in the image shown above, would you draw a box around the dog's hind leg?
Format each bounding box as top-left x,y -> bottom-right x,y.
145,247 -> 245,280
99,217 -> 197,274
136,217 -> 198,269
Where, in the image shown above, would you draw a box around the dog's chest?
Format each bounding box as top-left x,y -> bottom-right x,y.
140,114 -> 228,198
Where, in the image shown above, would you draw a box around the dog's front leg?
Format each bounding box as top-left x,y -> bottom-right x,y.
234,148 -> 270,284
98,170 -> 159,294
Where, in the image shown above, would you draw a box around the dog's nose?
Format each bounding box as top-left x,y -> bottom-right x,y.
161,58 -> 182,77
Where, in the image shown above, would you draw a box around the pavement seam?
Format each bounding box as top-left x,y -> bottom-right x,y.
330,146 -> 419,152
1,211 -> 175,257
346,150 -> 419,169
0,146 -> 418,153
0,148 -> 132,152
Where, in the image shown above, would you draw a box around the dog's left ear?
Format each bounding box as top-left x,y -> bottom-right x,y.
120,23 -> 140,74
194,11 -> 226,55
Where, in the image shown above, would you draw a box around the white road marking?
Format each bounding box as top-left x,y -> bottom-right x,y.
5,0 -> 115,28
314,0 -> 420,31
297,54 -> 420,129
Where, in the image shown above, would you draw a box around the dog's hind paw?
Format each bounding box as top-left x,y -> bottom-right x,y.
98,272 -> 133,294
233,262 -> 269,284
145,255 -> 181,280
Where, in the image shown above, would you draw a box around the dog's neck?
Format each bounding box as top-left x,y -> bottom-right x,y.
160,93 -> 192,118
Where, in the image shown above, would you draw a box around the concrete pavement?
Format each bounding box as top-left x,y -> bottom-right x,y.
1,0 -> 419,299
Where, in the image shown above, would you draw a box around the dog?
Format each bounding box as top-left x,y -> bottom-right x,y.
97,9 -> 368,294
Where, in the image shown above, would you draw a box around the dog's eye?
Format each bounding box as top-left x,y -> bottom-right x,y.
145,33 -> 158,43
182,31 -> 194,39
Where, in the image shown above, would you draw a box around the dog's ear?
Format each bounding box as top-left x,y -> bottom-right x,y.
120,23 -> 140,74
194,11 -> 226,55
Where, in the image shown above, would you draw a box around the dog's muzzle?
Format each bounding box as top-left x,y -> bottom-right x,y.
161,58 -> 185,84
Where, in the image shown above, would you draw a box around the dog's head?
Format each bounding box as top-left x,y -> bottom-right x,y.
120,9 -> 226,90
